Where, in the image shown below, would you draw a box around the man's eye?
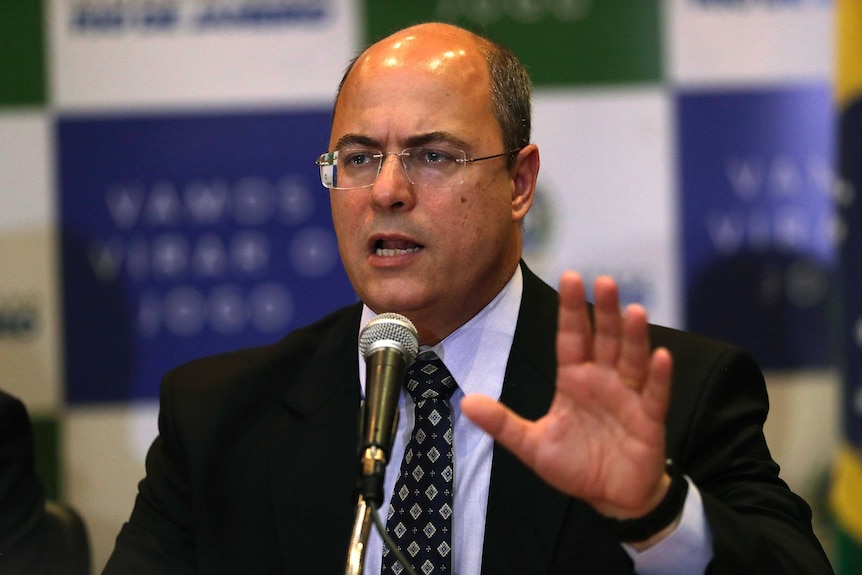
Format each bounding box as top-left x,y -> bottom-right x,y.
342,151 -> 377,166
417,149 -> 455,164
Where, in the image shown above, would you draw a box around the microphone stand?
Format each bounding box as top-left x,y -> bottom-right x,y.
344,437 -> 421,575
344,444 -> 386,575
345,495 -> 374,575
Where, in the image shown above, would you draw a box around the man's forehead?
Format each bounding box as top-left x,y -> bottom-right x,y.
336,39 -> 489,111
330,25 -> 498,148
353,25 -> 482,75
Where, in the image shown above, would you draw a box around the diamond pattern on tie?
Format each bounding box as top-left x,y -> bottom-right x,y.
382,352 -> 457,575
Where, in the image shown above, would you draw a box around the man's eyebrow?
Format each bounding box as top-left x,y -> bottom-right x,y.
404,132 -> 470,149
333,132 -> 471,151
333,134 -> 379,150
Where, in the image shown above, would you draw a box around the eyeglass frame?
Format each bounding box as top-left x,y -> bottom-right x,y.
314,146 -> 523,190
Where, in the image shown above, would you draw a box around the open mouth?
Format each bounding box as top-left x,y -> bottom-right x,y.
373,239 -> 423,257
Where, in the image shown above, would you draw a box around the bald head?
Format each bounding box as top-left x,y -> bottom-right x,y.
334,23 -> 532,156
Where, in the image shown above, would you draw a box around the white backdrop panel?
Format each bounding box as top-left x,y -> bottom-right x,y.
668,0 -> 834,85
526,87 -> 679,328
0,113 -> 53,231
49,0 -> 360,110
65,401 -> 160,572
0,112 -> 61,411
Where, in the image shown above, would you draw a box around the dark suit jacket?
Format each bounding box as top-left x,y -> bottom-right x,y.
1,390 -> 91,575
0,389 -> 46,571
103,265 -> 832,574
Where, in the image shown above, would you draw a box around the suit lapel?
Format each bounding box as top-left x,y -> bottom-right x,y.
267,305 -> 365,573
480,265 -> 572,575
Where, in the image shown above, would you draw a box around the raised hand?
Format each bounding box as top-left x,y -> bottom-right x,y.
461,271 -> 674,526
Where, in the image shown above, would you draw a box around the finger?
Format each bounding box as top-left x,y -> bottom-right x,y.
557,271 -> 594,365
641,347 -> 673,423
617,304 -> 651,386
461,394 -> 537,467
592,276 -> 623,367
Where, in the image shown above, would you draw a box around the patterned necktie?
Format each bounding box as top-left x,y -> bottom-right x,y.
381,351 -> 457,575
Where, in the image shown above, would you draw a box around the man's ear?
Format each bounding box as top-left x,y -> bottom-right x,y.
511,144 -> 540,222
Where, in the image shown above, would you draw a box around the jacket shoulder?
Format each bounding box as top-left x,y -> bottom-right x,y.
648,322 -> 763,388
160,303 -> 362,405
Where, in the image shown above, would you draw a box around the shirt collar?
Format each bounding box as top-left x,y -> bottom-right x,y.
358,265 -> 523,400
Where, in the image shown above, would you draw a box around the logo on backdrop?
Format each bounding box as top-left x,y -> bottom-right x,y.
707,154 -> 834,257
435,0 -> 593,24
70,0 -> 329,33
0,293 -> 39,340
678,85 -> 836,369
522,185 -> 657,315
58,110 -> 355,403
94,175 -> 334,337
522,185 -> 553,258
688,0 -> 831,8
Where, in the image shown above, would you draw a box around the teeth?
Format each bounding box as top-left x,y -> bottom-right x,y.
376,246 -> 422,257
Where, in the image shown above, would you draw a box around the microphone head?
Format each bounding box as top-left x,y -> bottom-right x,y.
358,312 -> 419,364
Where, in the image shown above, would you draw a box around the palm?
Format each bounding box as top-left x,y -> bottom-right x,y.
462,272 -> 673,519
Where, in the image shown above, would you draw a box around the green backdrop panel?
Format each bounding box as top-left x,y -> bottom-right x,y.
364,0 -> 661,86
31,416 -> 60,501
0,1 -> 46,106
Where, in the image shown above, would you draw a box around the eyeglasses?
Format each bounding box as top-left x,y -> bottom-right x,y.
314,146 -> 521,190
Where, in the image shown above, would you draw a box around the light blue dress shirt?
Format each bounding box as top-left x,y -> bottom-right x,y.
358,266 -> 713,574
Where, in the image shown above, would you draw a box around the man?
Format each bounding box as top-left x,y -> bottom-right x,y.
103,23 -> 832,574
0,388 -> 47,571
1,389 -> 91,575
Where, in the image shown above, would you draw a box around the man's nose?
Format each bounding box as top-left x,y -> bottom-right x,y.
370,153 -> 414,210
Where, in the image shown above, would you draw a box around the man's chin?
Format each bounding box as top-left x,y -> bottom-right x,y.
361,287 -> 427,316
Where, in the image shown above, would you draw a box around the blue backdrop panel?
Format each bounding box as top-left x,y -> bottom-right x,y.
58,109 -> 356,403
678,84 -> 836,369
839,97 -> 862,448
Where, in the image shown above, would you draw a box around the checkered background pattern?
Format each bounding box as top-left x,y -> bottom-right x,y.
0,1 -> 847,571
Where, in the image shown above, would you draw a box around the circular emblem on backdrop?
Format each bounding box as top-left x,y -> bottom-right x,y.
523,185 -> 553,258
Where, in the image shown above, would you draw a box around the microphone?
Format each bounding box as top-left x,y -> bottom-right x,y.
357,312 -> 419,504
345,313 -> 420,575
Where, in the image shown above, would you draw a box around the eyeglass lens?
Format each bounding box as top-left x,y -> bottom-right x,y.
325,147 -> 466,189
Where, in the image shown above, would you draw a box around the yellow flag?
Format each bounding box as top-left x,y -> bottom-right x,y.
835,0 -> 862,106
